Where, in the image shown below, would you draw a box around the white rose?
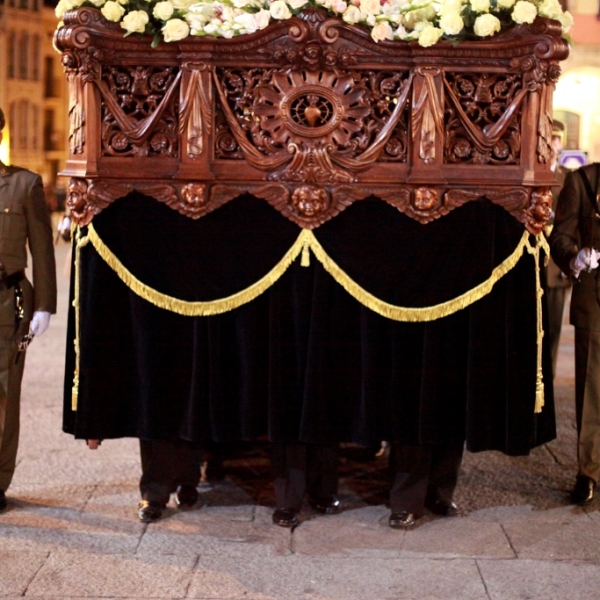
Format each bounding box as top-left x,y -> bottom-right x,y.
120,10 -> 149,33
497,0 -> 515,7
371,21 -> 393,41
101,0 -> 125,20
162,18 -> 190,41
153,1 -> 174,20
393,23 -> 409,39
287,0 -> 309,9
331,0 -> 347,13
254,9 -> 272,29
360,0 -> 381,16
417,24 -> 443,47
233,12 -> 260,33
537,0 -> 562,20
473,12 -> 501,36
270,0 -> 292,20
403,5 -> 436,28
469,0 -> 490,13
439,0 -> 462,16
558,10 -> 573,33
512,0 -> 538,24
439,12 -> 464,35
342,4 -> 361,23
55,0 -> 76,19
88,0 -> 106,7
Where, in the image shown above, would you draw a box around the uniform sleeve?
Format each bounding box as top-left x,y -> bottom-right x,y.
25,175 -> 57,313
549,170 -> 582,277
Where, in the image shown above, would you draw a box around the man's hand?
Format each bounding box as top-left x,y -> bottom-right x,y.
30,311 -> 51,337
570,248 -> 600,278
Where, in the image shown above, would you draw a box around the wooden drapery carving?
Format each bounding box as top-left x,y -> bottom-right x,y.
55,8 -> 569,233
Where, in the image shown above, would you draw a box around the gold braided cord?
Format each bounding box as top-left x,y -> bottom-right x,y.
527,233 -> 550,413
86,223 -> 312,316
309,229 -> 532,322
72,228 -> 90,411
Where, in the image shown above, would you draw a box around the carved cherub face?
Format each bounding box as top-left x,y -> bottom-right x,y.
413,187 -> 438,211
291,185 -> 328,217
531,188 -> 553,222
67,178 -> 88,212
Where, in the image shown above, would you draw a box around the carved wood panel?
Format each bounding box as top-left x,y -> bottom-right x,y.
55,8 -> 569,234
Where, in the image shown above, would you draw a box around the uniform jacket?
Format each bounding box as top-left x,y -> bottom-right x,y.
0,161 -> 57,314
550,163 -> 600,331
546,166 -> 570,288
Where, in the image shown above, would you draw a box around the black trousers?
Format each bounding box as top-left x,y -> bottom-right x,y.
139,437 -> 201,505
389,441 -> 464,516
272,442 -> 339,511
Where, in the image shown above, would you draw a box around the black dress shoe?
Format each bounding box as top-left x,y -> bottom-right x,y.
272,508 -> 298,528
425,496 -> 460,517
308,495 -> 340,515
389,511 -> 417,529
137,500 -> 165,522
0,490 -> 6,512
571,475 -> 595,506
175,485 -> 199,509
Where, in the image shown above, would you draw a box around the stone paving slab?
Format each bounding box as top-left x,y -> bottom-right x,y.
25,550 -> 197,598
478,559 -> 600,599
188,555 -> 489,600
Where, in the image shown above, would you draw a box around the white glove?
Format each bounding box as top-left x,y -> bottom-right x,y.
570,248 -> 600,278
30,311 -> 51,337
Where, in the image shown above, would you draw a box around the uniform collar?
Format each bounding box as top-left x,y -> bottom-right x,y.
0,161 -> 10,176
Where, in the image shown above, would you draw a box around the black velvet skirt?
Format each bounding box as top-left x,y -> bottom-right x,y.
63,192 -> 555,456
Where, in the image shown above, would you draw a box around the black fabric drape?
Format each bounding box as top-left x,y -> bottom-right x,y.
63,193 -> 555,455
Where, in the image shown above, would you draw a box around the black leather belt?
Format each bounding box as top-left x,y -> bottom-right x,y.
2,270 -> 25,289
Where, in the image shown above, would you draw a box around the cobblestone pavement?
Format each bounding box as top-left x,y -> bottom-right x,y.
1,242 -> 599,599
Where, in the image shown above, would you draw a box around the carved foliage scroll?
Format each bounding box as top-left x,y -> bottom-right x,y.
99,66 -> 181,157
444,71 -> 525,165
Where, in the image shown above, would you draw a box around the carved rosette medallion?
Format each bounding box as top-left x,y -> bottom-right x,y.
279,86 -> 344,139
214,67 -> 411,183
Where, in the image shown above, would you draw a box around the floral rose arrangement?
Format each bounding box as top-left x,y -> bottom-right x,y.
55,0 -> 573,47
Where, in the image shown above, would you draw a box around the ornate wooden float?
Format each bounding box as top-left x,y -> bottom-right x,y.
57,7 -> 569,450
55,7 -> 569,233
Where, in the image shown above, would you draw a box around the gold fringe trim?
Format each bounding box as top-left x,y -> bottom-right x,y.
75,224 -> 549,415
310,230 -> 532,322
86,224 -> 535,320
86,223 -> 311,316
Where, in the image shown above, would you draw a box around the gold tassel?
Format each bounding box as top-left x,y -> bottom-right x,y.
301,240 -> 310,267
71,376 -> 79,412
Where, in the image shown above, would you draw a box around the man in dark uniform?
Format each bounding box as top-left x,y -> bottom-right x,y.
0,107 -> 57,511
550,161 -> 600,505
545,121 -> 570,378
